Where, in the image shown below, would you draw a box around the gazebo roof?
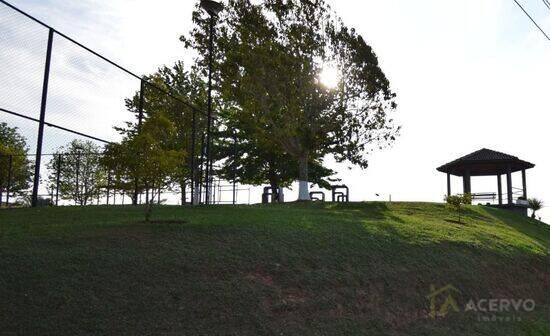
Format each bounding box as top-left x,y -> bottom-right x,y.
437,148 -> 535,176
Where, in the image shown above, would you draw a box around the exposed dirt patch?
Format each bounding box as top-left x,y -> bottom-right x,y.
281,288 -> 308,305
245,272 -> 275,287
445,219 -> 466,225
138,220 -> 187,225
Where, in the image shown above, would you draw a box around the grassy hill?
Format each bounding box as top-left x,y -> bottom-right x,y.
0,202 -> 548,335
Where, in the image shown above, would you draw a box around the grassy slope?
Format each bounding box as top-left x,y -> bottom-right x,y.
0,202 -> 548,335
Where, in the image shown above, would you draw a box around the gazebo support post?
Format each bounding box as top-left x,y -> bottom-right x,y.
506,165 -> 513,205
463,169 -> 471,195
497,174 -> 503,205
446,173 -> 451,197
521,169 -> 527,199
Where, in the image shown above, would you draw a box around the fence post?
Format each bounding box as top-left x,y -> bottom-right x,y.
198,133 -> 206,205
133,79 -> 145,205
211,178 -> 216,205
106,170 -> 111,206
32,28 -> 54,207
138,79 -> 145,132
233,133 -> 237,205
55,154 -> 62,206
0,156 -> 4,206
6,155 -> 13,206
75,152 -> 81,205
190,108 -> 197,205
218,179 -> 222,205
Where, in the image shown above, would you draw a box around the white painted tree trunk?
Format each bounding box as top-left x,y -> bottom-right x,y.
298,180 -> 310,201
297,156 -> 310,201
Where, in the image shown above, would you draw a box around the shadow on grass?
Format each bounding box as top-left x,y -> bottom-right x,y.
462,207 -> 494,222
444,219 -> 466,225
138,220 -> 187,225
482,206 -> 550,251
329,202 -> 406,224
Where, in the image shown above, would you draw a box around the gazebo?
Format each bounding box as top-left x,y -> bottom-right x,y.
437,149 -> 535,214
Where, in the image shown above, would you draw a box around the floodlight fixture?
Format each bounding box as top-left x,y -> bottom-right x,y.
200,0 -> 223,17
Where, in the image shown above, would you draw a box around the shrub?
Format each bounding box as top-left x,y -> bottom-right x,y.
445,194 -> 471,223
528,198 -> 544,220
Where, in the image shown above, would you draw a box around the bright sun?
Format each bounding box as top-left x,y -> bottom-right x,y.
319,65 -> 339,89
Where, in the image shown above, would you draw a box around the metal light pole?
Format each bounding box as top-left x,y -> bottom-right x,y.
200,0 -> 223,205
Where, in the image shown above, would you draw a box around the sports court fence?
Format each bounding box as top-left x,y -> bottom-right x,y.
0,0 -> 249,207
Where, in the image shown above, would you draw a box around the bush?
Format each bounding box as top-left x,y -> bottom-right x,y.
19,195 -> 53,207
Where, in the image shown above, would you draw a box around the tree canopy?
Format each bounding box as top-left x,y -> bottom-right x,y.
46,140 -> 105,206
183,0 -> 399,200
0,122 -> 32,205
116,62 -> 207,204
103,113 -> 185,210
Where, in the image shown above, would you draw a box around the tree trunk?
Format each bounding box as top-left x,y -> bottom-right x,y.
133,174 -> 139,205
269,173 -> 279,203
270,182 -> 278,203
193,180 -> 200,205
297,155 -> 310,201
0,173 -> 4,205
145,203 -> 153,222
192,167 -> 200,205
181,182 -> 187,205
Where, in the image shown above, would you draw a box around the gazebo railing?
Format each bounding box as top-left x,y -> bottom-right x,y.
460,187 -> 525,205
470,192 -> 497,202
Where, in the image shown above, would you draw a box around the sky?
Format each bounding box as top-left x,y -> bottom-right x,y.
0,0 -> 549,218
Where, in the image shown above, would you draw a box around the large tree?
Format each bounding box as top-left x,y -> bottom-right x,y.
0,122 -> 32,205
184,0 -> 399,200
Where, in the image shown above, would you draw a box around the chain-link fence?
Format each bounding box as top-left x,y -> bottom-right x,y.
0,0 -> 251,207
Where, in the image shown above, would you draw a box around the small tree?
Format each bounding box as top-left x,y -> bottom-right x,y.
0,123 -> 32,205
104,114 -> 184,221
116,62 -> 208,205
528,198 -> 544,220
46,140 -> 105,206
445,193 -> 472,223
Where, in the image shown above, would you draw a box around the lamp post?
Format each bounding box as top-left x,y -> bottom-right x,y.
200,0 -> 223,205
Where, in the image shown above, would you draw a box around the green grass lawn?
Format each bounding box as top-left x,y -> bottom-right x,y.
0,202 -> 549,335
